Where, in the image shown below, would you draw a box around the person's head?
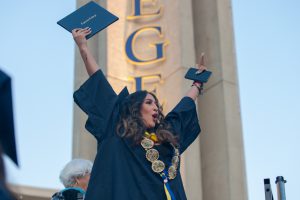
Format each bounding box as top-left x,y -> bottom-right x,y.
117,91 -> 177,145
119,90 -> 162,128
125,91 -> 161,127
59,159 -> 92,191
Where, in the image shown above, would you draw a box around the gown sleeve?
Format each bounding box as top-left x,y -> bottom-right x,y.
73,70 -> 129,141
165,96 -> 201,154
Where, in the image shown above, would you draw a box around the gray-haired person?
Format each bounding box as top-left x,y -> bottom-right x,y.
51,159 -> 93,200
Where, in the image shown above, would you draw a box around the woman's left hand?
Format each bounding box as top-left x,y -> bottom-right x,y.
185,52 -> 208,100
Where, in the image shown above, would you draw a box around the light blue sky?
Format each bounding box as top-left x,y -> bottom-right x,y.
0,0 -> 75,189
1,1 -> 299,199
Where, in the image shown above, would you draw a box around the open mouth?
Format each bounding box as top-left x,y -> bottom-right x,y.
152,113 -> 158,122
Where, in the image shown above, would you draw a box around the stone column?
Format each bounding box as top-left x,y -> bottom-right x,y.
192,0 -> 248,199
72,0 -> 248,200
104,2 -> 204,199
72,0 -> 107,161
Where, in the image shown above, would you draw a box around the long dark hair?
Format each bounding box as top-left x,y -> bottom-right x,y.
117,91 -> 178,146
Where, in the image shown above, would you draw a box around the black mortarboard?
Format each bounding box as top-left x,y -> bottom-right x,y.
0,69 -> 18,166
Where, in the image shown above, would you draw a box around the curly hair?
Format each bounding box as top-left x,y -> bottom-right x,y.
117,91 -> 178,146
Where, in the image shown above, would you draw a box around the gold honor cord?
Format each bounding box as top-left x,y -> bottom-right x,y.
141,132 -> 180,179
141,132 -> 179,199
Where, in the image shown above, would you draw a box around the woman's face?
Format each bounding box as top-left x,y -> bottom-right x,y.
75,173 -> 90,191
140,93 -> 159,128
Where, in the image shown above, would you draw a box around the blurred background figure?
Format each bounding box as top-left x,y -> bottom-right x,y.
51,159 -> 92,200
0,69 -> 18,200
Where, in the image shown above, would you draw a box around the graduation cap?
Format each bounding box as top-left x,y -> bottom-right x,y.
0,69 -> 18,166
57,1 -> 119,39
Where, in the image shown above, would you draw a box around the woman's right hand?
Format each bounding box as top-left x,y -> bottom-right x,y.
72,27 -> 92,49
72,27 -> 98,76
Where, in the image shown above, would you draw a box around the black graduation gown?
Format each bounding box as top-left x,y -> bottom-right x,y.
73,70 -> 201,200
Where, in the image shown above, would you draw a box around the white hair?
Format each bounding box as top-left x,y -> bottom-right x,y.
59,159 -> 93,188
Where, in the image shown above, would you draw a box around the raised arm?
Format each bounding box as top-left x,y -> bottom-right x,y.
185,82 -> 201,101
185,53 -> 208,100
72,28 -> 98,76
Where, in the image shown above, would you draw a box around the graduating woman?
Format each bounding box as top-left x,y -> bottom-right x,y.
72,27 -> 208,200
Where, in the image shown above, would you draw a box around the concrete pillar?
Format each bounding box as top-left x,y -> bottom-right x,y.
192,0 -> 248,199
72,0 -> 107,161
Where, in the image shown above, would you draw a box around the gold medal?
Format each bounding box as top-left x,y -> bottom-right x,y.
141,138 -> 154,149
146,149 -> 159,162
168,165 -> 177,179
152,160 -> 165,173
142,134 -> 180,180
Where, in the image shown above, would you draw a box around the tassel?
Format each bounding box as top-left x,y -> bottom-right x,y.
164,183 -> 172,200
162,173 -> 176,200
145,131 -> 158,142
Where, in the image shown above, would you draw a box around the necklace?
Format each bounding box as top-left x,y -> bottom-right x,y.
141,132 -> 180,180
